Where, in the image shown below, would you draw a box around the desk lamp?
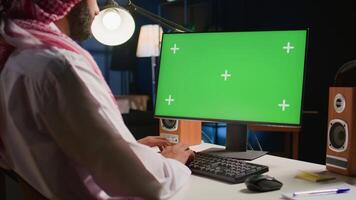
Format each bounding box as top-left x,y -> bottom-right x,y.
91,0 -> 192,46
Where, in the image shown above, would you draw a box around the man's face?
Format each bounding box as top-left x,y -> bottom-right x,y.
68,0 -> 99,41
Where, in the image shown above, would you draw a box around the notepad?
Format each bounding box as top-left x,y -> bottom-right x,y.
295,170 -> 336,182
281,184 -> 356,200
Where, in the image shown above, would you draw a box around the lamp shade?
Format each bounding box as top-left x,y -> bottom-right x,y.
91,7 -> 135,46
136,25 -> 163,57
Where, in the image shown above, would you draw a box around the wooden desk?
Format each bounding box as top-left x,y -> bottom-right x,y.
248,125 -> 300,159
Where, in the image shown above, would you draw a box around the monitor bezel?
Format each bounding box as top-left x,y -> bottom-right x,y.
154,29 -> 309,127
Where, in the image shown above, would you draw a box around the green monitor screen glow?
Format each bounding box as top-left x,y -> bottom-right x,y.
155,30 -> 307,126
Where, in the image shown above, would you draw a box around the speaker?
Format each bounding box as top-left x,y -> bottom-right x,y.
159,119 -> 202,145
326,87 -> 356,175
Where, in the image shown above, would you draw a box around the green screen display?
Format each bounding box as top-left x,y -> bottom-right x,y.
155,30 -> 307,125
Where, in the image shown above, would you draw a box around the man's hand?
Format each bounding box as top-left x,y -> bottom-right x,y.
138,136 -> 172,151
160,144 -> 195,164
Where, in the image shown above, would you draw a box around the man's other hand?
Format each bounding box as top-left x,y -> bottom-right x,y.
138,136 -> 172,151
160,144 -> 195,164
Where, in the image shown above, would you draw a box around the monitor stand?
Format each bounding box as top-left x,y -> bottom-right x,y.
202,124 -> 267,161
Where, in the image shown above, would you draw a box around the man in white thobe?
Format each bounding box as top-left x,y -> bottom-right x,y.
0,0 -> 194,199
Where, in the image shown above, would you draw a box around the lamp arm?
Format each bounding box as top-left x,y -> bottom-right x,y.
127,2 -> 193,33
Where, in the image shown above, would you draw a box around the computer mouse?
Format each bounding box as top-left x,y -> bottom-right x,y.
245,175 -> 283,192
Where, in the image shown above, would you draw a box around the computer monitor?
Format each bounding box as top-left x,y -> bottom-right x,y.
155,30 -> 308,160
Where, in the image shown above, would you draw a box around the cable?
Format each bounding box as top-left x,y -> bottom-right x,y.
201,130 -> 214,144
247,131 -> 254,151
252,133 -> 263,151
247,143 -> 254,151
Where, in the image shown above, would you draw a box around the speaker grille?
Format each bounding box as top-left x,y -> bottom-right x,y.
161,119 -> 178,131
328,119 -> 348,152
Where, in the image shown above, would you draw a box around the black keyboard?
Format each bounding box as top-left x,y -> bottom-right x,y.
188,152 -> 269,184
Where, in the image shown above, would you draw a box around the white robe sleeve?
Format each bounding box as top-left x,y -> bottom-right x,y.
35,52 -> 191,200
